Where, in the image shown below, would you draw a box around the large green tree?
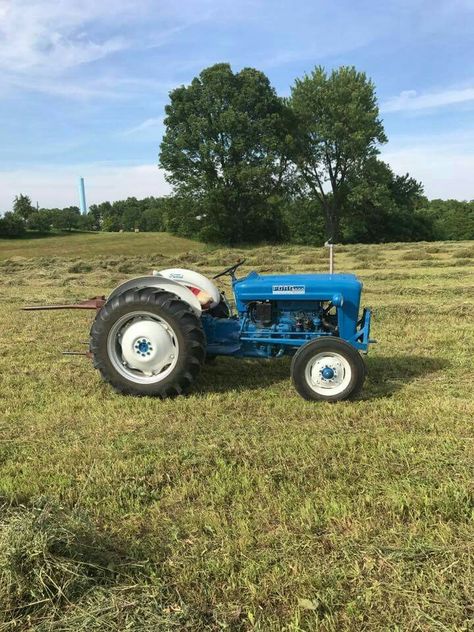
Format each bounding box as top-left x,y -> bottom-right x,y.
13,194 -> 35,221
290,66 -> 387,241
159,63 -> 293,244
418,199 -> 474,240
0,211 -> 26,237
120,198 -> 143,232
28,209 -> 52,233
340,158 -> 431,242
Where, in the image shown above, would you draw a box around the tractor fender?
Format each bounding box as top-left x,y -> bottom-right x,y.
155,268 -> 221,308
106,276 -> 202,317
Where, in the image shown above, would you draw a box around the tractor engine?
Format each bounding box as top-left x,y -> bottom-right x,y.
235,297 -> 339,358
202,270 -> 367,359
245,299 -> 338,335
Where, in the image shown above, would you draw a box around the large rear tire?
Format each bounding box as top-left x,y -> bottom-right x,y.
291,337 -> 366,402
90,288 -> 205,397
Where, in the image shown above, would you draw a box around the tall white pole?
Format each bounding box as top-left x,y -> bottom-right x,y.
78,177 -> 87,215
325,240 -> 334,274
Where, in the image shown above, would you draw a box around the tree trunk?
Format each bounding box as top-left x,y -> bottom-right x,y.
323,201 -> 339,243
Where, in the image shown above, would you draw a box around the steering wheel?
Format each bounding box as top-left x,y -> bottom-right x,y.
213,259 -> 246,280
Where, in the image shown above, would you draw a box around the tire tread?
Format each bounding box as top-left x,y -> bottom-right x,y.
89,288 -> 205,398
291,337 -> 366,402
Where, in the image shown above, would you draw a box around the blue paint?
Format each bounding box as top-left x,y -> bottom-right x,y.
201,271 -> 373,359
233,272 -> 361,342
321,367 -> 335,379
138,340 -> 150,353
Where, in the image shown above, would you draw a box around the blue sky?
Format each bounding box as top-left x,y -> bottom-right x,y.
1,0 -> 474,210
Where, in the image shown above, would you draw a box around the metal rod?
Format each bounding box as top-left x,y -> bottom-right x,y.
24,304 -> 97,310
325,240 -> 334,274
22,296 -> 106,311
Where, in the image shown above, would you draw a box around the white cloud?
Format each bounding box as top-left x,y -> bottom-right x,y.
2,74 -> 174,100
0,0 -> 134,74
121,117 -> 164,136
381,86 -> 474,112
382,132 -> 474,200
0,0 -> 217,99
0,163 -> 171,211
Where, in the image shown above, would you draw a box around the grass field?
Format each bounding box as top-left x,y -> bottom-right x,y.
0,232 -> 205,260
0,233 -> 473,631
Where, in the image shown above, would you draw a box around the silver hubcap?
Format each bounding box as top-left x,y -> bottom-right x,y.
305,351 -> 352,396
107,311 -> 179,384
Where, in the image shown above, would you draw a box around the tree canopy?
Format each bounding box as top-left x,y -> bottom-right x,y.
159,63 -> 293,244
13,194 -> 36,221
290,66 -> 387,241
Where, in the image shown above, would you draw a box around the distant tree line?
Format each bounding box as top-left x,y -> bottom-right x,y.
1,64 -> 473,244
2,190 -> 472,245
0,194 -> 85,237
0,195 -> 168,238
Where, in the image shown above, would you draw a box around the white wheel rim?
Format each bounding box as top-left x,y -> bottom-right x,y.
304,351 -> 352,396
107,311 -> 179,385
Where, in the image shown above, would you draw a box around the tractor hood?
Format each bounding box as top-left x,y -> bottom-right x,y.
234,272 -> 362,304
233,272 -> 363,336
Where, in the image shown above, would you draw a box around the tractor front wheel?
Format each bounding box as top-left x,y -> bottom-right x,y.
90,287 -> 205,397
291,337 -> 366,402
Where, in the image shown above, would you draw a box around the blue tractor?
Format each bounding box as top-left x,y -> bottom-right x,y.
81,259 -> 372,402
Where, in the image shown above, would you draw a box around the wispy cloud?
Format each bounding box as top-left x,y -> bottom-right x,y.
1,74 -> 174,100
381,86 -> 474,112
0,0 -> 135,74
0,0 -> 223,100
121,118 -> 164,136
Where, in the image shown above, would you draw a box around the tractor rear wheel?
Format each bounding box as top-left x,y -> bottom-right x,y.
90,287 -> 205,397
291,337 -> 366,402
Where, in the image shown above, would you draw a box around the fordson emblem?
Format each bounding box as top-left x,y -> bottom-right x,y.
272,285 -> 306,295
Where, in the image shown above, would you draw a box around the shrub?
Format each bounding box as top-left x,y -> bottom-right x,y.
0,212 -> 26,237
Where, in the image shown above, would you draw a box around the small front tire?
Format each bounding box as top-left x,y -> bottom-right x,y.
291,337 -> 366,402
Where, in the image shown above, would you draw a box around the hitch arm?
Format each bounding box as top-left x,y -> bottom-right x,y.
22,296 -> 106,311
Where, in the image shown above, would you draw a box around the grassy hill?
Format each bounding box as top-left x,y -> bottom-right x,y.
0,231 -> 205,260
0,234 -> 473,630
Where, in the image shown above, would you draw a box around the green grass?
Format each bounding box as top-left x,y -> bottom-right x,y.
0,234 -> 473,630
0,231 -> 205,260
